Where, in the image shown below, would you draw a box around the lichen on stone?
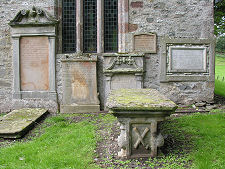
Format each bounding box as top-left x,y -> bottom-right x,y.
106,89 -> 177,111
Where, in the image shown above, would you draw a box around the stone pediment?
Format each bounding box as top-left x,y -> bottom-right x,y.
9,7 -> 58,27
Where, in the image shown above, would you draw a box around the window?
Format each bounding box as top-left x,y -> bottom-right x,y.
62,0 -> 76,53
83,0 -> 97,53
62,0 -> 118,53
104,0 -> 118,52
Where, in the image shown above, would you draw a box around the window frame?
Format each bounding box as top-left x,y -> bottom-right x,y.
58,0 -> 128,54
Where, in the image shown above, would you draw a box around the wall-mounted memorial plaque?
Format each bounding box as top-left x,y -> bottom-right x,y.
160,37 -> 215,82
133,33 -> 156,53
168,46 -> 207,73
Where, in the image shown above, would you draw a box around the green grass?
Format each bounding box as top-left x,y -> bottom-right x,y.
0,115 -> 99,169
0,112 -> 225,168
215,53 -> 225,97
161,111 -> 225,169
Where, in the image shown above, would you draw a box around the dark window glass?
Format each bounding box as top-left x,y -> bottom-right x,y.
62,0 -> 76,53
104,0 -> 118,52
83,0 -> 97,53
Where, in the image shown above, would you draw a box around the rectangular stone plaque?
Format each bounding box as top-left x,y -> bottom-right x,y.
168,46 -> 207,73
134,33 -> 156,53
62,61 -> 99,105
20,36 -> 49,91
111,74 -> 137,90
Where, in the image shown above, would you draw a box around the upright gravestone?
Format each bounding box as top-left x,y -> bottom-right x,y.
60,53 -> 100,113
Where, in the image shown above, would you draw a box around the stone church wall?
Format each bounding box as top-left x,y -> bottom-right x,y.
0,0 -> 215,112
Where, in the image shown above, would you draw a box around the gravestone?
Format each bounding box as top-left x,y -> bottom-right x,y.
60,53 -> 100,113
106,89 -> 177,158
9,7 -> 58,101
103,53 -> 145,106
0,108 -> 48,138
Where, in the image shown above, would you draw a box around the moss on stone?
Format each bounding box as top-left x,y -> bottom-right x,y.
0,108 -> 48,138
107,89 -> 177,111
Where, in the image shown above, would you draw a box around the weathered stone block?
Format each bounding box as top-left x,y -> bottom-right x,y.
133,33 -> 157,53
60,54 -> 100,113
107,89 -> 177,158
0,108 -> 48,138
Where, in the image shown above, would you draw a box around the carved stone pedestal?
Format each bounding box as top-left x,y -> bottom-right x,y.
106,89 -> 177,158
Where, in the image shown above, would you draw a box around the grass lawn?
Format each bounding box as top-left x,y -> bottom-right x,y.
0,111 -> 225,169
0,115 -> 100,169
215,53 -> 225,97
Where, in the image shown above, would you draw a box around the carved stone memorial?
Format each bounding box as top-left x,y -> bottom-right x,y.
60,54 -> 100,113
103,53 -> 145,105
160,37 -> 215,82
9,7 -> 58,100
20,36 -> 49,91
106,89 -> 177,158
133,33 -> 156,53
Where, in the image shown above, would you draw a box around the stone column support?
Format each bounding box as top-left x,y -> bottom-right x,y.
12,37 -> 21,99
104,74 -> 113,106
97,0 -> 104,53
118,0 -> 129,53
135,73 -> 143,89
48,36 -> 57,101
76,0 -> 83,52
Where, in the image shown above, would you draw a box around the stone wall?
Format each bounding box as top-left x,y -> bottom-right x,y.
0,0 -> 215,112
126,0 -> 214,105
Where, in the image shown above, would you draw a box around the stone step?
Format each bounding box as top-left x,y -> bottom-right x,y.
0,108 -> 48,139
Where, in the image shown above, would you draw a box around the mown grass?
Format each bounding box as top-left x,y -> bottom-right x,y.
161,111 -> 225,169
0,112 -> 225,169
215,53 -> 225,97
0,115 -> 99,169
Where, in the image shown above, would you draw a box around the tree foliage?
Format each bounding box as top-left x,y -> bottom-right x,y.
214,0 -> 225,36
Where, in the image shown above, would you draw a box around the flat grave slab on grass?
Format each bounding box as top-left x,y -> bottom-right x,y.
0,108 -> 48,138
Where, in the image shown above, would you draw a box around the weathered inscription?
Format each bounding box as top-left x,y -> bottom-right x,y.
20,36 -> 49,91
111,74 -> 136,90
62,61 -> 99,105
168,46 -> 207,72
134,34 -> 156,53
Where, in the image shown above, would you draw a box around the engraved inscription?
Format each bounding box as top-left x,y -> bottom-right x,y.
134,34 -> 156,53
168,46 -> 207,72
111,74 -> 136,90
63,61 -> 99,105
20,36 -> 49,91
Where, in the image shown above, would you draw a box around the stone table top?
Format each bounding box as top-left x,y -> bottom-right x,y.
106,89 -> 177,111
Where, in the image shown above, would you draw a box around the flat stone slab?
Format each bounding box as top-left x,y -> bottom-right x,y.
106,89 -> 177,111
0,108 -> 48,138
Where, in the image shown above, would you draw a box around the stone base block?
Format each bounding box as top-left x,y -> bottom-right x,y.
60,105 -> 100,113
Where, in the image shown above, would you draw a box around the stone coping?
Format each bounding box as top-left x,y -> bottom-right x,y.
0,108 -> 48,138
103,53 -> 145,57
106,89 -> 177,111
